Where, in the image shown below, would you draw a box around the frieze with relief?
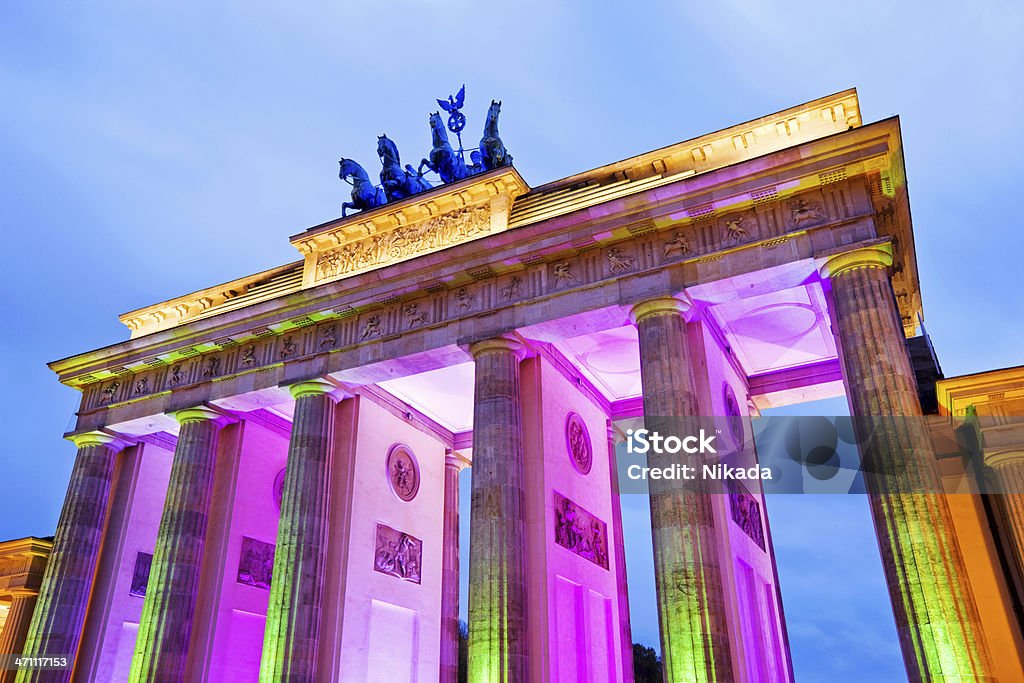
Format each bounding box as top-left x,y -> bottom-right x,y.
373,523 -> 422,584
314,204 -> 491,284
554,491 -> 609,569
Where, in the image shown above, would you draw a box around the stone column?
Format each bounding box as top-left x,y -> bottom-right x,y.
606,423 -> 635,683
983,451 -> 1024,605
0,594 -> 38,663
440,453 -> 462,683
822,245 -> 995,680
259,379 -> 338,682
629,297 -> 733,683
129,406 -> 227,682
17,431 -> 126,683
466,338 -> 529,682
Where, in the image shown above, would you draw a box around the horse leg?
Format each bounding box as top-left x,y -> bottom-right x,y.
418,159 -> 434,176
342,201 -> 353,218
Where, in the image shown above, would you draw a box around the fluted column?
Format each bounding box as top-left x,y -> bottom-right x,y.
467,337 -> 529,682
629,297 -> 733,683
129,406 -> 227,683
606,422 -> 635,683
0,594 -> 38,663
17,431 -> 126,683
259,379 -> 339,682
984,451 -> 1024,602
822,245 -> 995,681
440,453 -> 463,683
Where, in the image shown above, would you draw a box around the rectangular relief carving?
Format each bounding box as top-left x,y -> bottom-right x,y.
554,492 -> 609,569
373,523 -> 422,584
237,536 -> 275,589
129,551 -> 152,597
728,481 -> 766,550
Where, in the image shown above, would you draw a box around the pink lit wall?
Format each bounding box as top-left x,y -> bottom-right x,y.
77,440 -> 173,682
521,354 -> 627,683
692,321 -> 792,682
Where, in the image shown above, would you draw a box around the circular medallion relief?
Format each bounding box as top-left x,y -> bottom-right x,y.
723,384 -> 744,446
273,468 -> 287,511
387,445 -> 420,502
565,412 -> 593,475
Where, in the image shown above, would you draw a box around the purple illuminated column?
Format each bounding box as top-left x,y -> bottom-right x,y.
629,297 -> 733,683
440,453 -> 462,683
606,422 -> 635,682
466,337 -> 529,682
259,379 -> 338,681
17,431 -> 127,683
129,406 -> 227,682
822,244 -> 994,680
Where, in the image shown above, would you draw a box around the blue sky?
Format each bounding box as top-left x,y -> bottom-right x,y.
2,2 -> 1022,680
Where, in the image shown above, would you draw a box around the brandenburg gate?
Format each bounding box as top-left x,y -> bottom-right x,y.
13,89 -> 1024,681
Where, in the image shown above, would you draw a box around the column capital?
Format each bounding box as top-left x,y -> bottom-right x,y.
627,295 -> 693,325
445,452 -> 470,470
468,336 -> 527,359
66,429 -> 131,451
172,404 -> 232,425
985,450 -> 1024,469
286,376 -> 350,400
819,243 -> 893,279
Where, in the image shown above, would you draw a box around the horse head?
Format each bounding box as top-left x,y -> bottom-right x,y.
339,157 -> 366,182
428,111 -> 449,147
377,134 -> 400,165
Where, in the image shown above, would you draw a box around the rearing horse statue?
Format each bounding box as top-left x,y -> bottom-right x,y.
418,112 -> 474,184
339,157 -> 386,217
377,135 -> 431,202
479,100 -> 513,171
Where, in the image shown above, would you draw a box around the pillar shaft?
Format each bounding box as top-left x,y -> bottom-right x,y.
0,594 -> 38,680
987,454 -> 1024,585
632,298 -> 733,683
440,456 -> 461,683
826,252 -> 995,681
129,409 -> 223,683
606,423 -> 635,683
467,338 -> 528,682
17,434 -> 122,683
259,381 -> 337,682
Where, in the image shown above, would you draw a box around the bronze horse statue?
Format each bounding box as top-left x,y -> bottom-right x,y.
418,112 -> 475,183
338,157 -> 386,217
479,100 -> 512,171
377,135 -> 431,202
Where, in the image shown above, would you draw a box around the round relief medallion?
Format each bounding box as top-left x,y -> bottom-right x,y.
387,446 -> 420,502
273,468 -> 287,511
565,412 -> 593,475
723,384 -> 744,446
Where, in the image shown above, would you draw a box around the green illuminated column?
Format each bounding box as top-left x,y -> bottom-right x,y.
440,453 -> 463,683
259,379 -> 339,682
17,431 -> 126,683
630,297 -> 734,683
130,406 -> 227,682
822,245 -> 995,681
467,338 -> 529,682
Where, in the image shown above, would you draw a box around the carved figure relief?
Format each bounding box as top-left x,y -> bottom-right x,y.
723,383 -> 745,447
373,523 -> 422,584
454,287 -> 473,312
241,345 -> 257,367
553,262 -> 577,287
663,232 -> 692,260
789,197 -> 827,229
387,446 -> 420,502
553,492 -> 609,569
169,365 -> 185,387
315,205 -> 490,283
606,247 -> 635,274
279,336 -> 298,359
101,382 -> 120,405
319,325 -> 337,348
134,377 -> 148,395
202,356 -> 221,378
273,468 -> 286,511
129,551 -> 153,597
501,275 -> 523,301
724,215 -> 750,242
361,315 -> 382,339
404,303 -> 428,328
237,537 -> 275,589
728,481 -> 765,550
565,412 -> 593,475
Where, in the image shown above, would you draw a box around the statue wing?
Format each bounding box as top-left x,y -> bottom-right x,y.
454,84 -> 466,109
437,98 -> 453,112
